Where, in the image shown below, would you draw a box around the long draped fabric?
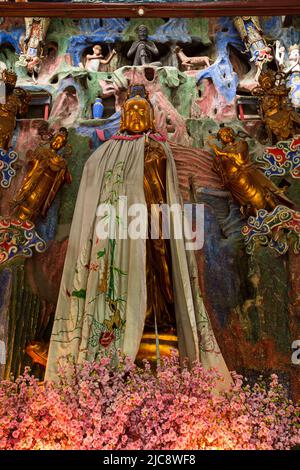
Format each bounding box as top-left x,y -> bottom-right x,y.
45,136 -> 231,389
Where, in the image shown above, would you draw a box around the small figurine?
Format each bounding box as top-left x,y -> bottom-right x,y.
0,69 -> 30,151
212,126 -> 295,216
252,70 -> 300,142
127,24 -> 160,66
85,45 -> 117,72
275,42 -> 300,108
175,46 -> 211,71
13,127 -> 72,222
233,16 -> 273,82
16,17 -> 50,82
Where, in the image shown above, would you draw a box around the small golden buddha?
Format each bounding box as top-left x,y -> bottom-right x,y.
0,69 -> 31,150
252,70 -> 300,142
14,127 -> 72,222
213,126 -> 295,216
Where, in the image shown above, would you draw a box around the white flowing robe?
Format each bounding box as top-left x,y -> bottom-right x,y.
45,136 -> 231,388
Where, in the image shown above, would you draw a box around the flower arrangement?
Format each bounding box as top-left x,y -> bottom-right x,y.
0,354 -> 299,450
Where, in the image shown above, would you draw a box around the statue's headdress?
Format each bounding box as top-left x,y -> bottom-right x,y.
288,44 -> 300,53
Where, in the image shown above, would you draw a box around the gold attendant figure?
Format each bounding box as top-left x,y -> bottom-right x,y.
253,70 -> 300,142
0,69 -> 30,151
14,127 -> 72,222
213,127 -> 295,216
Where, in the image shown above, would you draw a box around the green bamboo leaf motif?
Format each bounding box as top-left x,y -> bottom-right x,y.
97,249 -> 106,259
72,289 -> 86,299
113,267 -> 127,276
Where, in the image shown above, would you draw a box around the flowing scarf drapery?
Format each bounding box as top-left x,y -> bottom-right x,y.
45,136 -> 231,389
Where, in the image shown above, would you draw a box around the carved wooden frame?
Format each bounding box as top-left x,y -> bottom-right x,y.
1,1 -> 300,18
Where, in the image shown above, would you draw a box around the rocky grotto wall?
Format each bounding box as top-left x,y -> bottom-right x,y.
0,15 -> 300,398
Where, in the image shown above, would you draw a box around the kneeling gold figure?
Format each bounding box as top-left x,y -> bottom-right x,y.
213,127 -> 295,216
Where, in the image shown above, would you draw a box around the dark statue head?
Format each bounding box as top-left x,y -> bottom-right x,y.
137,25 -> 149,42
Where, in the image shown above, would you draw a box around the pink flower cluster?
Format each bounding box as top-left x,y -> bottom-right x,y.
0,355 -> 299,450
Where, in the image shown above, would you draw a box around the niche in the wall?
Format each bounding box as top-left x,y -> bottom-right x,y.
50,85 -> 80,126
228,45 -> 251,79
120,41 -> 170,67
174,40 -> 212,71
0,44 -> 17,69
44,42 -> 59,62
236,92 -> 260,121
18,90 -> 52,120
96,95 -> 116,119
81,44 -> 118,72
39,42 -> 59,77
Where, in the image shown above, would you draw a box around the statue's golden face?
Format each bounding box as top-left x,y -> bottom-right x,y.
218,128 -> 234,143
121,95 -> 154,134
51,134 -> 66,150
259,73 -> 274,90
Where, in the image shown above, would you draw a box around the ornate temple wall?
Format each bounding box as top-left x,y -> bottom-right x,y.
0,15 -> 300,398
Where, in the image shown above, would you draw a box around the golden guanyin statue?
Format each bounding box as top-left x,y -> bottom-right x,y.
213,127 -> 295,216
0,69 -> 30,150
14,127 -> 72,222
121,85 -> 175,333
252,70 -> 300,142
45,83 -> 232,387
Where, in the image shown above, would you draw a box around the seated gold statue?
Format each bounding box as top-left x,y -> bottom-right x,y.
252,70 -> 300,142
213,127 -> 295,216
14,127 -> 72,222
0,69 -> 30,150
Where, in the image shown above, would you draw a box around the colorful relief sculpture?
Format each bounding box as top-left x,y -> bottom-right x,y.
127,25 -> 160,66
233,16 -> 273,82
0,69 -> 30,188
256,135 -> 300,179
275,42 -> 300,109
0,69 -> 30,151
0,217 -> 47,266
212,127 -> 295,216
242,205 -> 300,255
0,148 -> 18,189
45,84 -> 231,389
17,17 -> 50,81
84,45 -> 117,72
174,46 -> 211,71
252,70 -> 300,143
13,128 -> 72,222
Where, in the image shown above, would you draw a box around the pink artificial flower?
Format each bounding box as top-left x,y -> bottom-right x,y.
99,331 -> 115,348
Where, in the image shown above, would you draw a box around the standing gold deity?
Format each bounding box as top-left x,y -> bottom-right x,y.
14,128 -> 72,222
121,85 -> 175,333
212,127 -> 295,216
